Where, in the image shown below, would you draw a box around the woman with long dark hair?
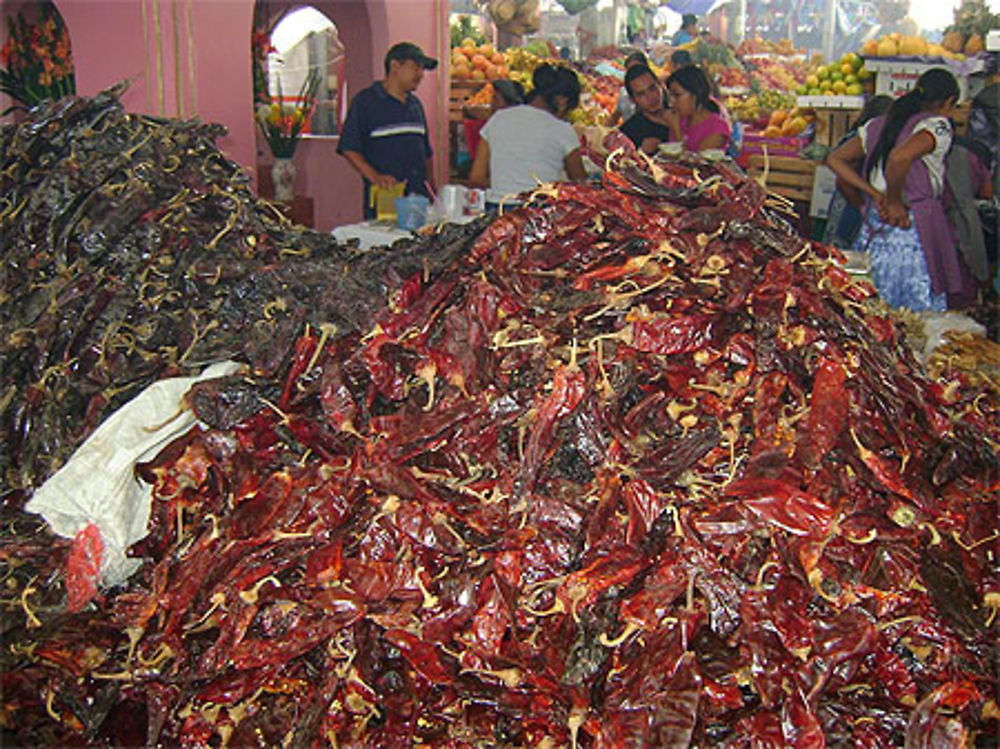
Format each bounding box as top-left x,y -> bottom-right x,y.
825,68 -> 974,310
469,63 -> 586,207
663,65 -> 731,152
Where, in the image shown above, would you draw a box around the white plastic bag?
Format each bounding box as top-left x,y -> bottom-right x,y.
921,312 -> 987,362
26,360 -> 244,587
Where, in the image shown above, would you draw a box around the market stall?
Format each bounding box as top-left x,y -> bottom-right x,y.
2,2 -> 999,746
3,84 -> 1000,746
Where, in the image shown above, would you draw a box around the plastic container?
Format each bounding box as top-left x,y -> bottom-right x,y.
370,183 -> 405,222
395,195 -> 429,231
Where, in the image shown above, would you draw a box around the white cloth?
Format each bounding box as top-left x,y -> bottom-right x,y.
332,220 -> 412,250
480,105 -> 581,205
26,360 -> 244,586
860,115 -> 951,197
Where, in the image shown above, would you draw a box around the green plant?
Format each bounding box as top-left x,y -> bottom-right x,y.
450,15 -> 485,48
0,1 -> 75,115
255,69 -> 321,158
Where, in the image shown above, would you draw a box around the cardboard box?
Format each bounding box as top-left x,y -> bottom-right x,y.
796,95 -> 866,110
864,58 -> 985,101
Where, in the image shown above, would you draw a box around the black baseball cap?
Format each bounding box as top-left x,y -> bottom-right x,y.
386,42 -> 438,71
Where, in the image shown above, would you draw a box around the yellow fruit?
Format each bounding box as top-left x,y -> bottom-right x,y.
816,66 -> 829,79
862,40 -> 879,56
789,116 -> 808,134
899,36 -> 927,56
806,74 -> 819,88
857,65 -> 871,80
942,30 -> 964,53
764,125 -> 781,137
965,34 -> 984,54
877,38 -> 898,57
841,63 -> 854,75
832,80 -> 847,94
846,83 -> 863,95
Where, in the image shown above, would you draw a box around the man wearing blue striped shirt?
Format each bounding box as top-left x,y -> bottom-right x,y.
338,42 -> 437,219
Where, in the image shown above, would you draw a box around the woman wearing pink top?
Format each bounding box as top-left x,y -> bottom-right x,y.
663,65 -> 731,152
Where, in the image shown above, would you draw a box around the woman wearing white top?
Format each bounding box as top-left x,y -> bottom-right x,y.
469,64 -> 587,207
825,68 -> 973,311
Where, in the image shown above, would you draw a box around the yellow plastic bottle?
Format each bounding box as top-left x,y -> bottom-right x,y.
369,183 -> 405,222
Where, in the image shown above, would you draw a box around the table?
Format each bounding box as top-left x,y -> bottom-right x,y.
332,220 -> 414,250
332,213 -> 484,251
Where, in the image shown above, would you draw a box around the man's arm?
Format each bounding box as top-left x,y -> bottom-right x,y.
341,150 -> 398,189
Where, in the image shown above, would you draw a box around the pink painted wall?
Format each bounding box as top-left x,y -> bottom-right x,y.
54,0 -> 255,171
1,0 -> 448,232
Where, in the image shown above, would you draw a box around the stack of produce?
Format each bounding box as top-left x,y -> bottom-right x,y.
502,44 -> 546,89
736,36 -> 803,56
724,90 -> 797,126
759,106 -> 814,137
452,39 -> 509,82
483,0 -> 540,36
690,39 -> 751,91
801,52 -> 868,97
861,33 -> 965,61
747,56 -> 815,92
2,91 -> 998,746
943,0 -> 997,55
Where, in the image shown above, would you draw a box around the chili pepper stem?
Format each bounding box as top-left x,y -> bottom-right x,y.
44,689 -> 62,723
303,322 -> 337,377
460,667 -> 522,688
413,564 -> 439,609
568,705 -> 587,749
19,574 -> 42,628
599,620 -> 642,648
238,575 -> 281,605
983,593 -> 1000,627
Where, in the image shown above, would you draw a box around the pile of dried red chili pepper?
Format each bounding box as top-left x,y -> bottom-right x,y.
3,132 -> 999,746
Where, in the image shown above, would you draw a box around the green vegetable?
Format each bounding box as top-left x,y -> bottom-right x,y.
556,0 -> 599,14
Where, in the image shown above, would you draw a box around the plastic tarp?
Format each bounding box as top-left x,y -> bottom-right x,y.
26,361 -> 244,587
663,0 -> 723,17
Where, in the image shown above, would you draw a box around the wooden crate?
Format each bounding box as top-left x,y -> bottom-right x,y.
449,81 -> 487,122
746,154 -> 817,203
811,107 -> 859,148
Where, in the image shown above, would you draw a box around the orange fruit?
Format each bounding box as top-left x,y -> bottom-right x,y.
453,63 -> 471,80
491,52 -> 505,66
471,54 -> 489,71
471,69 -> 486,81
485,64 -> 499,80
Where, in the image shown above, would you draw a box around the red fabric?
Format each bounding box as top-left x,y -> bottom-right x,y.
464,118 -> 486,157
